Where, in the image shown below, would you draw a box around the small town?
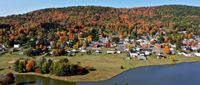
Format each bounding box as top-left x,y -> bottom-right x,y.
0,26 -> 200,60
0,1 -> 200,85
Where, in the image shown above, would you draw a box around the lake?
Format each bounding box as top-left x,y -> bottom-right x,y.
16,62 -> 200,85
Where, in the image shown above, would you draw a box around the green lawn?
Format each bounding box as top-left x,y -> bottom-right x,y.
1,52 -> 200,82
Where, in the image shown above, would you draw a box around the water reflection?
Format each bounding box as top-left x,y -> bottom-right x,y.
15,75 -> 75,85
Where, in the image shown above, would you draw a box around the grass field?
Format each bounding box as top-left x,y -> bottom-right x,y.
1,52 -> 200,82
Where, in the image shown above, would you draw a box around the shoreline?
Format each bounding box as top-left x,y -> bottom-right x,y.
15,59 -> 200,82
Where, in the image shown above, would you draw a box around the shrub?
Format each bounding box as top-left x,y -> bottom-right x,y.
50,61 -> 64,76
0,73 -> 15,85
5,73 -> 15,84
13,60 -> 20,72
170,56 -> 177,62
197,49 -> 200,53
25,48 -> 42,56
52,49 -> 66,56
41,62 -> 51,74
18,60 -> 27,73
59,58 -> 69,63
34,68 -> 41,73
86,50 -> 92,55
37,57 -> 47,73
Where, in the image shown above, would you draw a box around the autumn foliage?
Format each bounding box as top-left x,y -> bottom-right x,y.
163,46 -> 171,54
26,60 -> 35,72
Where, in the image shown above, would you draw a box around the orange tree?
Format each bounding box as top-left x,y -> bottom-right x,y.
163,46 -> 171,54
26,60 -> 36,72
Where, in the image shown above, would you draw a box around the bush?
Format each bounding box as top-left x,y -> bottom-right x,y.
0,73 -> 15,85
197,49 -> 200,53
52,49 -> 66,56
86,50 -> 92,55
59,58 -> 69,63
41,62 -> 51,74
25,48 -> 42,56
18,60 -> 27,73
13,60 -> 20,72
34,68 -> 41,73
50,61 -> 64,76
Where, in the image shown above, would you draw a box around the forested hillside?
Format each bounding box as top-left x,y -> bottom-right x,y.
0,5 -> 199,48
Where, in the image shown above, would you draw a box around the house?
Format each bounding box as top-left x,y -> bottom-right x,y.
194,52 -> 200,57
181,46 -> 192,51
183,39 -> 198,47
140,48 -> 152,52
0,45 -> 5,51
80,49 -> 87,53
95,50 -> 102,53
144,51 -> 151,56
107,50 -> 116,54
99,37 -> 109,43
116,50 -> 121,54
155,44 -> 163,49
152,46 -> 163,54
137,52 -> 147,60
182,52 -> 192,57
124,37 -> 130,42
116,42 -> 125,52
178,31 -> 187,34
72,49 -> 78,53
129,50 -> 138,57
14,44 -> 20,49
170,48 -> 175,55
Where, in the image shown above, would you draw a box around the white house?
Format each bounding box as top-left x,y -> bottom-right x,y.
107,50 -> 115,54
170,48 -> 175,55
0,44 -> 5,51
14,44 -> 20,49
182,52 -> 192,57
95,50 -> 102,53
129,52 -> 138,57
80,49 -> 87,53
116,50 -> 121,54
144,51 -> 151,56
137,53 -> 147,60
194,53 -> 200,57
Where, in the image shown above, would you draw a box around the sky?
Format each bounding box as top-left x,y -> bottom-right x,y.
0,0 -> 200,16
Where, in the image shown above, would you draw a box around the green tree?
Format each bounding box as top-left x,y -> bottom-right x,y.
157,35 -> 164,43
18,60 -> 26,73
176,38 -> 182,50
41,62 -> 51,74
